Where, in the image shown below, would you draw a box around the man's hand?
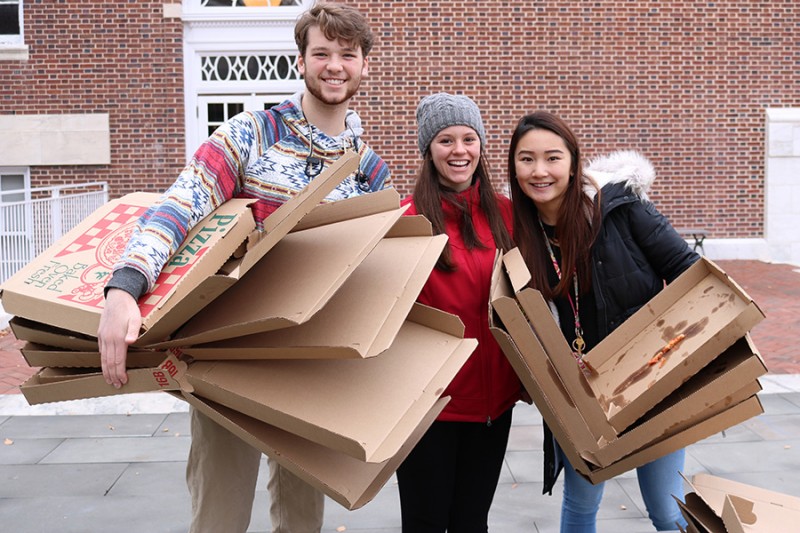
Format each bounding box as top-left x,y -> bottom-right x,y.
98,288 -> 141,388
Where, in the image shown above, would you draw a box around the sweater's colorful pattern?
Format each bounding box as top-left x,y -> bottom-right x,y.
115,92 -> 390,291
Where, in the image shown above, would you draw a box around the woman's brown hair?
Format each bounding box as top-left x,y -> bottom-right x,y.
507,111 -> 601,299
413,150 -> 514,272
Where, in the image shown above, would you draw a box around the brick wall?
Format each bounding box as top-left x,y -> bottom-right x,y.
0,0 -> 184,195
2,1 -> 798,239
352,0 -> 800,238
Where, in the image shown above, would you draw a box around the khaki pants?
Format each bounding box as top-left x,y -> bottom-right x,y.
187,407 -> 324,533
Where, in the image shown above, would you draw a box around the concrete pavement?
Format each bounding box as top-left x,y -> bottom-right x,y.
1,258 -> 800,531
1,376 -> 800,532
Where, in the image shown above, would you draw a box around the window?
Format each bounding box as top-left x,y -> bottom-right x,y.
0,167 -> 31,282
197,95 -> 287,149
203,98 -> 246,138
0,0 -> 23,46
200,52 -> 300,83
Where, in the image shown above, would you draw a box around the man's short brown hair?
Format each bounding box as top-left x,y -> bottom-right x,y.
294,2 -> 374,57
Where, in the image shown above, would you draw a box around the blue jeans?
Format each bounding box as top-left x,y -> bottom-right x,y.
556,445 -> 688,532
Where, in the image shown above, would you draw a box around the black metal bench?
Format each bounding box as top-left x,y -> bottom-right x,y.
675,227 -> 708,254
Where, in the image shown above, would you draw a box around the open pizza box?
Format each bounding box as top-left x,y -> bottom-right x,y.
20,341 -> 166,369
182,393 -> 448,510
489,249 -> 766,482
181,303 -> 477,463
676,473 -> 800,532
490,304 -> 764,483
179,229 -> 447,359
1,152 -> 361,345
150,189 -> 420,349
11,198 -> 445,365
499,248 -> 764,434
9,316 -> 103,352
19,350 -> 186,405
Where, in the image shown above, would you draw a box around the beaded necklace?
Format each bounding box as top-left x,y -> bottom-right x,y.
538,217 -> 591,376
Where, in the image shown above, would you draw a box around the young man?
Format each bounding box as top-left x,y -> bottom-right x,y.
97,4 -> 389,532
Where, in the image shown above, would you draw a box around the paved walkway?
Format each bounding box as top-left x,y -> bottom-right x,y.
1,259 -> 799,532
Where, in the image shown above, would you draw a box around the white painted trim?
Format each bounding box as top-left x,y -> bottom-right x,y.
0,0 -> 24,47
693,238 -> 773,262
766,108 -> 800,122
765,107 -> 800,266
180,0 -> 306,160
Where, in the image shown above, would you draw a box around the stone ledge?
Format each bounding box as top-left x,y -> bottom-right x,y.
0,45 -> 29,61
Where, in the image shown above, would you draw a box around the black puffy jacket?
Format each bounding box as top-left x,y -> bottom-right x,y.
542,151 -> 700,494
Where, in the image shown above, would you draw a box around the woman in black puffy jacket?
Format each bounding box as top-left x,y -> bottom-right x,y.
507,111 -> 699,532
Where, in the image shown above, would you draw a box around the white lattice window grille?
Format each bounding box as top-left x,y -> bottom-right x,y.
200,53 -> 300,82
0,0 -> 23,46
200,0 -> 302,6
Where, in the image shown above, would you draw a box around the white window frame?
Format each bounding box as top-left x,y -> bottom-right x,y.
0,0 -> 24,46
0,167 -> 32,282
0,166 -> 31,201
181,0 -> 310,159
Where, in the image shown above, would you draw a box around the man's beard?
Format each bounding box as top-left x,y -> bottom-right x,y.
304,75 -> 361,106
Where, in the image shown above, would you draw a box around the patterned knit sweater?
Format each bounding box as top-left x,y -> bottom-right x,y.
107,91 -> 390,298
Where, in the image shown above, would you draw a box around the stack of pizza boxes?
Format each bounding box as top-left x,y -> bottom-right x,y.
489,247 -> 767,484
0,153 -> 478,509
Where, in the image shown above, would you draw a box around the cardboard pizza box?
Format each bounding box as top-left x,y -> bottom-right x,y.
182,304 -> 477,463
501,248 -> 764,433
10,316 -> 100,351
678,473 -> 800,532
489,249 -> 765,481
1,152 -> 359,345
20,341 -> 166,369
182,393 -> 449,511
153,194 -> 411,347
19,351 -> 186,405
180,229 -> 447,359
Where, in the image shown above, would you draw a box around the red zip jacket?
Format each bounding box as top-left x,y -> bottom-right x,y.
402,185 -> 521,423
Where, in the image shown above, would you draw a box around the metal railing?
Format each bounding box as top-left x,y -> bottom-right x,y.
0,182 -> 109,284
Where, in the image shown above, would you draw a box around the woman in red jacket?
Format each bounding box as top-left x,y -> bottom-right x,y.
396,92 -> 522,532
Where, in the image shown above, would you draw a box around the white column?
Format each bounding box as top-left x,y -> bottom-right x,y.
766,108 -> 800,266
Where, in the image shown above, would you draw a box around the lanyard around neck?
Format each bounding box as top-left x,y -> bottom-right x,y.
538,218 -> 588,365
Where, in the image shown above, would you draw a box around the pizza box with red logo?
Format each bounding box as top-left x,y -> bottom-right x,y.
0,192 -> 255,344
0,152 -> 360,345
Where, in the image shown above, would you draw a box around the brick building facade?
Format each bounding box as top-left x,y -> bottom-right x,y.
1,1 -> 799,262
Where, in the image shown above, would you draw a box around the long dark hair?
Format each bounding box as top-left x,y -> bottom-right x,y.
413,151 -> 514,271
507,111 -> 600,299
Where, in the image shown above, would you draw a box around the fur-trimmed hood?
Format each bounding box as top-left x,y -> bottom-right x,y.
584,150 -> 655,202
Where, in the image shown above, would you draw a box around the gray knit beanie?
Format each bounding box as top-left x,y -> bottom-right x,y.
416,93 -> 487,155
